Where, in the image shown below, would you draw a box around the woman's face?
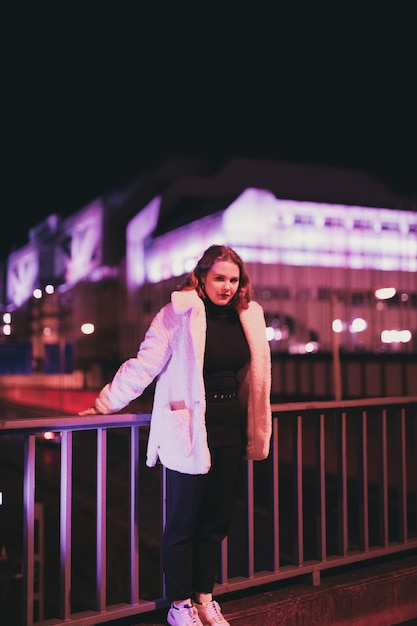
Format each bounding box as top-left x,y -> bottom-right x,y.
202,259 -> 240,306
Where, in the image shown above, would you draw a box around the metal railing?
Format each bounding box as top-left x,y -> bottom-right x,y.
1,396 -> 417,625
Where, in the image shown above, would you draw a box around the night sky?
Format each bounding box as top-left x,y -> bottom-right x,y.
3,3 -> 416,258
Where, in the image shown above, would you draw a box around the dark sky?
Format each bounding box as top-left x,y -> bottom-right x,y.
3,3 -> 416,258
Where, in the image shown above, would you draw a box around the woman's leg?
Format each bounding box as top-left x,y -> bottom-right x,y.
192,446 -> 241,594
163,468 -> 207,601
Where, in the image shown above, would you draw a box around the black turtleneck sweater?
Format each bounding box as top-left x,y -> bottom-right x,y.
203,298 -> 250,447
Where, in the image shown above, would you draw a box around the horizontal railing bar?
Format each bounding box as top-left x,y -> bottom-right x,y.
36,540 -> 417,624
38,599 -> 167,626
1,395 -> 416,435
272,396 -> 417,413
0,412 -> 153,433
213,541 -> 417,594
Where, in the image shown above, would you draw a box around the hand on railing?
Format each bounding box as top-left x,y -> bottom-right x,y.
78,406 -> 101,416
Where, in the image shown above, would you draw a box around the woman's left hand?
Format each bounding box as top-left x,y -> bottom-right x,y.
78,406 -> 100,416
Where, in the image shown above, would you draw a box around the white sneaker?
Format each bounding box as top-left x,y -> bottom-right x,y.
195,600 -> 230,625
167,603 -> 204,626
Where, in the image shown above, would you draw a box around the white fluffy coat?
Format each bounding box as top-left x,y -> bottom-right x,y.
95,290 -> 272,474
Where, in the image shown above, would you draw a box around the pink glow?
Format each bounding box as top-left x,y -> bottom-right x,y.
127,188 -> 417,286
65,200 -> 103,284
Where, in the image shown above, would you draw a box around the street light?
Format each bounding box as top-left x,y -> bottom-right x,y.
330,295 -> 369,401
330,293 -> 342,401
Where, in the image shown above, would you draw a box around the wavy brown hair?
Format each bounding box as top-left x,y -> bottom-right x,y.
180,244 -> 251,311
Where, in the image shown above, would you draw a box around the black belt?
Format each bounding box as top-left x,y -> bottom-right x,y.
206,392 -> 237,401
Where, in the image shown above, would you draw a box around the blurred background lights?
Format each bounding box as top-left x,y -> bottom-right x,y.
33,288 -> 42,299
184,257 -> 197,272
305,341 -> 319,353
381,329 -> 412,344
289,341 -> 319,354
40,431 -> 62,443
81,323 -> 95,335
3,313 -> 11,324
45,284 -> 55,294
375,287 -> 396,300
349,317 -> 368,333
42,431 -> 56,441
332,319 -> 345,333
266,327 -> 275,342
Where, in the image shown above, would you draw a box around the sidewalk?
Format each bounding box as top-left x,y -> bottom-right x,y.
113,551 -> 417,626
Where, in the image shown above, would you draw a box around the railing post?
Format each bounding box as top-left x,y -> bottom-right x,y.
96,428 -> 107,612
398,407 -> 408,542
360,410 -> 369,552
60,430 -> 73,620
162,465 -> 167,598
23,434 -> 36,626
316,413 -> 326,561
293,415 -> 304,566
130,426 -> 140,604
379,409 -> 389,547
247,460 -> 254,578
272,418 -> 280,572
337,411 -> 348,556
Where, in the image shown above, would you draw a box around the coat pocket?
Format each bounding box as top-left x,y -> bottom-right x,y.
164,407 -> 193,457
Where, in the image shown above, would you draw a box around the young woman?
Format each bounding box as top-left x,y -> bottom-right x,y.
80,244 -> 272,626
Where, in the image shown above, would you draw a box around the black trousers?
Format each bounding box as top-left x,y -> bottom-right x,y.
163,445 -> 241,600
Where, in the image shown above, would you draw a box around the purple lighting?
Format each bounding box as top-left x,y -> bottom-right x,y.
126,188 -> 417,287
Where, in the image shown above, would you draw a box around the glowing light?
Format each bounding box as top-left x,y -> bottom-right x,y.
7,246 -> 39,306
274,328 -> 283,341
289,342 -> 319,354
381,329 -> 412,344
127,192 -> 417,287
42,432 -> 56,441
172,258 -> 185,276
3,325 -> 11,336
43,327 -> 52,336
126,196 -> 161,288
33,288 -> 42,299
349,318 -> 368,333
81,323 -> 95,335
184,257 -> 197,272
45,284 -> 54,294
266,327 -> 275,342
375,287 -> 396,300
3,313 -> 11,324
147,262 -> 162,283
332,319 -> 344,333
66,200 -> 103,283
